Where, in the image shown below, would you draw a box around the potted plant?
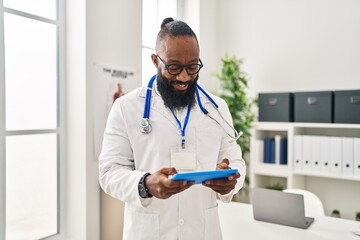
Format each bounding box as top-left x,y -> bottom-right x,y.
265,183 -> 285,191
331,209 -> 341,218
356,212 -> 360,221
214,53 -> 256,202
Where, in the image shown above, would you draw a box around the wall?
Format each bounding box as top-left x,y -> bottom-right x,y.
66,0 -> 87,239
218,0 -> 360,97
66,0 -> 142,239
178,0 -> 221,93
216,0 -> 360,219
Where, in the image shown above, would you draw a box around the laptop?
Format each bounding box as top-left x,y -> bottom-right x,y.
250,188 -> 314,229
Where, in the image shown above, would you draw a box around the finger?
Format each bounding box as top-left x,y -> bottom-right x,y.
203,179 -> 237,194
217,159 -> 230,170
204,178 -> 233,186
167,179 -> 187,188
233,172 -> 241,179
161,182 -> 193,198
227,172 -> 240,181
203,178 -> 237,189
222,158 -> 230,165
160,167 -> 177,176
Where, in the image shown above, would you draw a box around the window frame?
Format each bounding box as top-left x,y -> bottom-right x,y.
141,0 -> 178,85
0,0 -> 65,239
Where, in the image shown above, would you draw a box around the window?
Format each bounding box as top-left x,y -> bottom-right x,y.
142,0 -> 177,85
0,1 -> 64,239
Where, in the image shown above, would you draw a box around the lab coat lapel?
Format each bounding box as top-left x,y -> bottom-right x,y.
151,95 -> 179,128
138,84 -> 178,128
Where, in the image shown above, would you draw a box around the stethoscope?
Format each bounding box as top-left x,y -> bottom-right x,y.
139,75 -> 242,141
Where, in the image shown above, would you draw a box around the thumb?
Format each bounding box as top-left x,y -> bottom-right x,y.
217,158 -> 230,170
160,167 -> 178,176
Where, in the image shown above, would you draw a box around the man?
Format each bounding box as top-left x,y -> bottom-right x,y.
99,17 -> 246,240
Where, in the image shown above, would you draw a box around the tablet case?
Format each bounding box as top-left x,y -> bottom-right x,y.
169,169 -> 238,184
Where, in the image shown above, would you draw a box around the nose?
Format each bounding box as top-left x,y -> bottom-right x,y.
176,67 -> 190,81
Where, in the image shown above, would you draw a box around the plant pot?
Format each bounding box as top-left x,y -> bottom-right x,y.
331,210 -> 341,218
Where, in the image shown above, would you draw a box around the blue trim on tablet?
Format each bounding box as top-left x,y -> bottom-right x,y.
169,169 -> 238,184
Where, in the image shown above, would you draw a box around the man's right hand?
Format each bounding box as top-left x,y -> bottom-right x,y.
145,168 -> 194,199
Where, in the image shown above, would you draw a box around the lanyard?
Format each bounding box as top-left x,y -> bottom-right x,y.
170,105 -> 191,149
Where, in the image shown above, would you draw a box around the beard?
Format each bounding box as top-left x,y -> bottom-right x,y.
156,70 -> 198,110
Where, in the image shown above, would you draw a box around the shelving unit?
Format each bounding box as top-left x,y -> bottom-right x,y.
250,122 -> 360,220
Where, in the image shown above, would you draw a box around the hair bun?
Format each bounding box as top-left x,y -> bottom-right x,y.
161,17 -> 174,29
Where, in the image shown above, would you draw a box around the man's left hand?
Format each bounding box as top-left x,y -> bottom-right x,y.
201,158 -> 240,195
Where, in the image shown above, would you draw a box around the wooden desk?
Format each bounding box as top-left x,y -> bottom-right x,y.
218,201 -> 360,240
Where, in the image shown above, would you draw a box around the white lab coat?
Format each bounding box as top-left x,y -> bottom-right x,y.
99,82 -> 246,240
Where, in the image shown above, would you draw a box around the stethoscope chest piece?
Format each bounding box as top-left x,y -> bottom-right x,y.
140,119 -> 152,134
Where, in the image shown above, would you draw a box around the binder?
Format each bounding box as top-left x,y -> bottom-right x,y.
302,136 -> 312,171
263,138 -> 271,163
270,138 -> 275,164
275,135 -> 281,165
311,136 -> 321,173
257,139 -> 264,164
280,138 -> 288,165
342,137 -> 354,177
320,136 -> 331,174
354,138 -> 360,177
294,135 -> 303,171
330,137 -> 342,176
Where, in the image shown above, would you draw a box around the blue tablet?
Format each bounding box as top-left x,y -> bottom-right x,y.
169,169 -> 238,184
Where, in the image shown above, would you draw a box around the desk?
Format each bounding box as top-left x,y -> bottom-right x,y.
218,201 -> 360,240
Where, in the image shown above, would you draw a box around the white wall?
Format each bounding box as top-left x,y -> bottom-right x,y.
218,0 -> 360,96
178,0 -> 222,93
66,0 -> 87,239
66,0 -> 142,239
87,0 -> 142,239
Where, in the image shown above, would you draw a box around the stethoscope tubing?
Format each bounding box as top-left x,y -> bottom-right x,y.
143,74 -> 157,119
140,74 -> 241,140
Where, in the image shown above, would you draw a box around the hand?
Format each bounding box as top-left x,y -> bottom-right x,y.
145,168 -> 195,199
202,159 -> 240,195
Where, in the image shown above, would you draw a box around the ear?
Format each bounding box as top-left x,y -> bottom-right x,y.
151,54 -> 158,68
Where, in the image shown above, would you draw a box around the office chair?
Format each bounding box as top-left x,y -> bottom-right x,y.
283,188 -> 325,217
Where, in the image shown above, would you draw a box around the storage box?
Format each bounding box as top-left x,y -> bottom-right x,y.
294,91 -> 333,123
334,90 -> 360,124
258,92 -> 293,122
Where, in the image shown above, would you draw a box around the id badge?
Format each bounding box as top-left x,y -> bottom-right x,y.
170,146 -> 197,171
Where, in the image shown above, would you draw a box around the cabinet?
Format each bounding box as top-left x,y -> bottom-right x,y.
250,122 -> 360,220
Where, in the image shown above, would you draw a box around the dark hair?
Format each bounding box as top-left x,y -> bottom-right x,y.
155,17 -> 198,52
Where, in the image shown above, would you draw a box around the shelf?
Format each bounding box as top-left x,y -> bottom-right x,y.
250,122 -> 360,220
255,121 -> 360,129
293,171 -> 360,182
252,163 -> 291,177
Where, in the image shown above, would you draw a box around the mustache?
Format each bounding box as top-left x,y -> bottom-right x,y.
169,80 -> 192,86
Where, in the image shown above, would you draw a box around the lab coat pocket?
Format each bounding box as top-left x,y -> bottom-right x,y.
124,210 -> 159,240
204,205 -> 223,240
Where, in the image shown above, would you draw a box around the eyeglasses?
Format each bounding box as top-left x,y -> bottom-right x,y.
156,55 -> 203,76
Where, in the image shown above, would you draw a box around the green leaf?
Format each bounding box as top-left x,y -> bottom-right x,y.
213,53 -> 257,197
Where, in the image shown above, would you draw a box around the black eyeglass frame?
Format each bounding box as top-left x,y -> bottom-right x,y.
156,55 -> 204,76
